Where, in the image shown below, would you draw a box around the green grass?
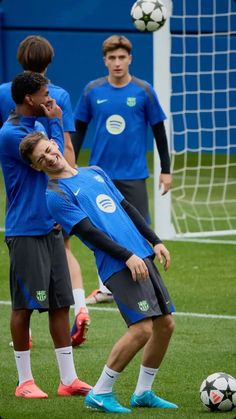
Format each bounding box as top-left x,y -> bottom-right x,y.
0,150 -> 236,418
0,236 -> 236,418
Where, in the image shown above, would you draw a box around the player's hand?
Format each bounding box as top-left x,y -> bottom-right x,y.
126,254 -> 149,281
153,243 -> 170,271
159,173 -> 172,195
40,99 -> 62,119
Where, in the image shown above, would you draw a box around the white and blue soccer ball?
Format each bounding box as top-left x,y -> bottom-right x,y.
200,372 -> 236,412
130,0 -> 167,32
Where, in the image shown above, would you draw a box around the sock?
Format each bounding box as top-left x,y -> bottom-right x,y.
98,276 -> 112,294
134,365 -> 159,395
14,350 -> 33,385
72,288 -> 87,316
93,365 -> 120,394
55,346 -> 77,385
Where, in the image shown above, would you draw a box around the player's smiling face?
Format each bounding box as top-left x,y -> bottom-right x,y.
30,139 -> 65,174
104,48 -> 132,85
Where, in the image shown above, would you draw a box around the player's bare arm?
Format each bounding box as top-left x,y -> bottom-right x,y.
125,254 -> 149,281
159,173 -> 172,195
64,132 -> 76,167
153,243 -> 170,271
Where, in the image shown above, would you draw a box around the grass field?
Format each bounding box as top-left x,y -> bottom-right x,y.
0,151 -> 236,418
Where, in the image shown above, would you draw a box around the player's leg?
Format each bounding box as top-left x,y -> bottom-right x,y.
141,314 -> 174,368
49,306 -> 92,396
85,267 -> 157,413
49,230 -> 92,396
85,275 -> 113,304
64,235 -> 90,346
113,179 -> 150,223
10,309 -> 32,351
7,236 -> 49,398
130,258 -> 177,409
85,319 -> 152,414
11,308 -> 39,396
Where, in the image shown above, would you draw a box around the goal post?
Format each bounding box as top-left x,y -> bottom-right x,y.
153,0 -> 236,239
153,1 -> 175,239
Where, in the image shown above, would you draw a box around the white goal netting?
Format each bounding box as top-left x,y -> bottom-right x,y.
154,0 -> 236,239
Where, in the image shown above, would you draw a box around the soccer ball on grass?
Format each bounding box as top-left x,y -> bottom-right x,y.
130,0 -> 167,32
199,372 -> 236,412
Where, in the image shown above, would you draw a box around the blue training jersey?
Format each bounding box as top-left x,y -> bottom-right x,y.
46,166 -> 154,282
74,76 -> 166,180
0,112 -> 64,236
0,81 -> 75,134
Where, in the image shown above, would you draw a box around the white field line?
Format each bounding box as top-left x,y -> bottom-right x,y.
171,238 -> 236,245
0,300 -> 235,320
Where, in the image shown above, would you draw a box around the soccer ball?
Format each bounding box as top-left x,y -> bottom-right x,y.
200,372 -> 236,412
130,0 -> 167,32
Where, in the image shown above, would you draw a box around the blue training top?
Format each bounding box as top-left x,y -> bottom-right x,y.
0,113 -> 64,236
74,76 -> 166,180
46,166 -> 154,282
0,81 -> 75,134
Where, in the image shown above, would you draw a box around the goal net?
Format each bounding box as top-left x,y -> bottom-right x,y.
154,0 -> 236,239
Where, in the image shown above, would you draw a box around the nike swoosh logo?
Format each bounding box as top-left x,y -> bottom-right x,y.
144,371 -> 154,376
105,372 -> 114,378
90,396 -> 104,406
74,188 -> 80,196
96,99 -> 108,104
61,352 -> 72,355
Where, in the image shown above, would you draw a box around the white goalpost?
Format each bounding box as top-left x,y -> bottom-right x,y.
153,0 -> 175,239
154,0 -> 236,239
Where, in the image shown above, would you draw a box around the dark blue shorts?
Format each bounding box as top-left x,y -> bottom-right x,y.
6,230 -> 74,311
112,179 -> 150,224
105,257 -> 175,326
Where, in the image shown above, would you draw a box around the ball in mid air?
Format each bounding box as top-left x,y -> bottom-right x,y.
131,0 -> 167,32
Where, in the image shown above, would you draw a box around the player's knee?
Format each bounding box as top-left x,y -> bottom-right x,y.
11,309 -> 32,327
131,319 -> 153,345
159,314 -> 175,337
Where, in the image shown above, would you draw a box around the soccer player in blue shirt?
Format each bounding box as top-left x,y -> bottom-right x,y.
0,35 -> 89,345
20,131 -> 178,413
73,35 -> 172,304
0,72 -> 91,398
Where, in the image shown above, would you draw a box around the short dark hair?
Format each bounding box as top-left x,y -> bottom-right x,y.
102,35 -> 132,56
20,131 -> 48,163
17,35 -> 54,73
11,71 -> 48,104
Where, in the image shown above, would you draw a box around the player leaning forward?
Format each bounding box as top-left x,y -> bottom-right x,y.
20,131 -> 178,413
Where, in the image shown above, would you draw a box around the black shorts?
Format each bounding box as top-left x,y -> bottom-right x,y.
112,179 -> 150,224
105,257 -> 175,326
6,230 -> 74,311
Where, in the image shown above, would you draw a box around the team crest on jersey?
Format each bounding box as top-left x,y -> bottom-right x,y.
94,175 -> 104,183
36,290 -> 47,302
126,97 -> 136,107
138,300 -> 149,312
